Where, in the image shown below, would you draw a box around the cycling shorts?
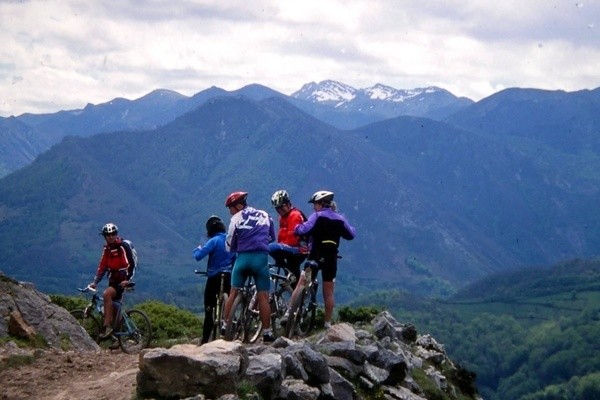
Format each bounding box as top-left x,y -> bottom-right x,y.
108,281 -> 125,300
231,252 -> 270,291
311,250 -> 339,282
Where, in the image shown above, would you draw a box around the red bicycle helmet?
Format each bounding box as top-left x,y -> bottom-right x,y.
225,191 -> 248,207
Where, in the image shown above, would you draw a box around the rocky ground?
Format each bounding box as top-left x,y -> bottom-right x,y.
0,348 -> 138,400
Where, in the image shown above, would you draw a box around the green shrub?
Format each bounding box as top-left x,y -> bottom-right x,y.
136,300 -> 201,341
338,306 -> 381,324
412,368 -> 453,400
50,294 -> 88,311
448,363 -> 478,398
236,380 -> 262,399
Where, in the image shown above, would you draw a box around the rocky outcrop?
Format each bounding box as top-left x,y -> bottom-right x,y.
137,312 -> 479,400
0,271 -> 478,399
0,271 -> 98,351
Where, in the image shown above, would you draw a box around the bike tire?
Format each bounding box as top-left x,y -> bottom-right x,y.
285,285 -> 316,338
271,285 -> 293,338
70,310 -> 102,343
284,289 -> 304,338
225,294 -> 245,341
298,284 -> 317,336
117,309 -> 152,354
244,292 -> 262,343
211,292 -> 228,341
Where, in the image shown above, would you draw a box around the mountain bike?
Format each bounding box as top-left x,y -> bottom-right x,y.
71,284 -> 152,353
284,261 -> 320,338
195,270 -> 229,342
224,275 -> 262,343
268,264 -> 295,337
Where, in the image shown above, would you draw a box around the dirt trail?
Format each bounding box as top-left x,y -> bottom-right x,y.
1,349 -> 139,400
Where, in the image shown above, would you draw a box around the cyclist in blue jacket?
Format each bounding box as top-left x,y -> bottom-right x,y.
193,215 -> 234,345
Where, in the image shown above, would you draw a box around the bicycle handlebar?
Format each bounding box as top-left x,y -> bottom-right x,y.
77,281 -> 136,293
77,285 -> 98,293
270,272 -> 289,281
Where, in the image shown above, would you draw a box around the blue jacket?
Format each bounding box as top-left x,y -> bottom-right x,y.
193,232 -> 234,278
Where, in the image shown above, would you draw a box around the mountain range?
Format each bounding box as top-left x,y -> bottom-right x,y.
0,81 -> 599,304
0,81 -> 471,178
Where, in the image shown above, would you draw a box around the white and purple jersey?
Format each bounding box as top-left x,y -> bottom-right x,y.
227,206 -> 275,253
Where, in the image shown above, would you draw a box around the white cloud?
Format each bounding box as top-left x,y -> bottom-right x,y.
1,0 -> 599,116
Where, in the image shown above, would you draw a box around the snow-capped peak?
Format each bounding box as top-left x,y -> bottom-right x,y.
292,81 -> 448,106
363,83 -> 397,100
292,80 -> 357,102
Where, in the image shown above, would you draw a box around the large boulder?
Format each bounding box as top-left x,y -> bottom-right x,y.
137,341 -> 249,399
0,272 -> 99,351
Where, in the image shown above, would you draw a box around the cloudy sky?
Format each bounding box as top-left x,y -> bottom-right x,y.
1,0 -> 599,117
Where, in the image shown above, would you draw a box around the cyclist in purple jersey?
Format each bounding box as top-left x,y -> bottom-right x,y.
222,191 -> 277,343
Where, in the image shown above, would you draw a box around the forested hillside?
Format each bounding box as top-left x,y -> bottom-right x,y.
349,258 -> 600,399
2,88 -> 600,304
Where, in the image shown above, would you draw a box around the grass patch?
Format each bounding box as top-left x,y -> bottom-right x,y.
236,380 -> 261,399
0,354 -> 36,372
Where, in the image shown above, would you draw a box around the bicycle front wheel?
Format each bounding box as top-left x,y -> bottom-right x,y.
70,310 -> 102,343
285,287 -> 316,338
284,290 -> 304,338
211,293 -> 229,341
271,286 -> 293,338
118,309 -> 152,354
296,287 -> 317,337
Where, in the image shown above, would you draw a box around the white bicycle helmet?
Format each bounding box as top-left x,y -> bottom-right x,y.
308,190 -> 334,204
101,223 -> 118,236
271,190 -> 290,208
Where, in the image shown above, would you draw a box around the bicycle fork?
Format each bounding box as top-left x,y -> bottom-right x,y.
308,282 -> 319,310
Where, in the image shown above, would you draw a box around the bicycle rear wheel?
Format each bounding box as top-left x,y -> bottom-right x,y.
271,285 -> 293,338
244,293 -> 262,343
118,309 -> 152,354
70,310 -> 102,343
225,294 -> 245,341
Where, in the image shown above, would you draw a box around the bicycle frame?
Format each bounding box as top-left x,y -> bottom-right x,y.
268,264 -> 295,337
195,270 -> 229,342
72,285 -> 151,353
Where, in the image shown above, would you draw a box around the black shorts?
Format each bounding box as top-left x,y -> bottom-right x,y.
108,282 -> 125,301
308,251 -> 338,282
